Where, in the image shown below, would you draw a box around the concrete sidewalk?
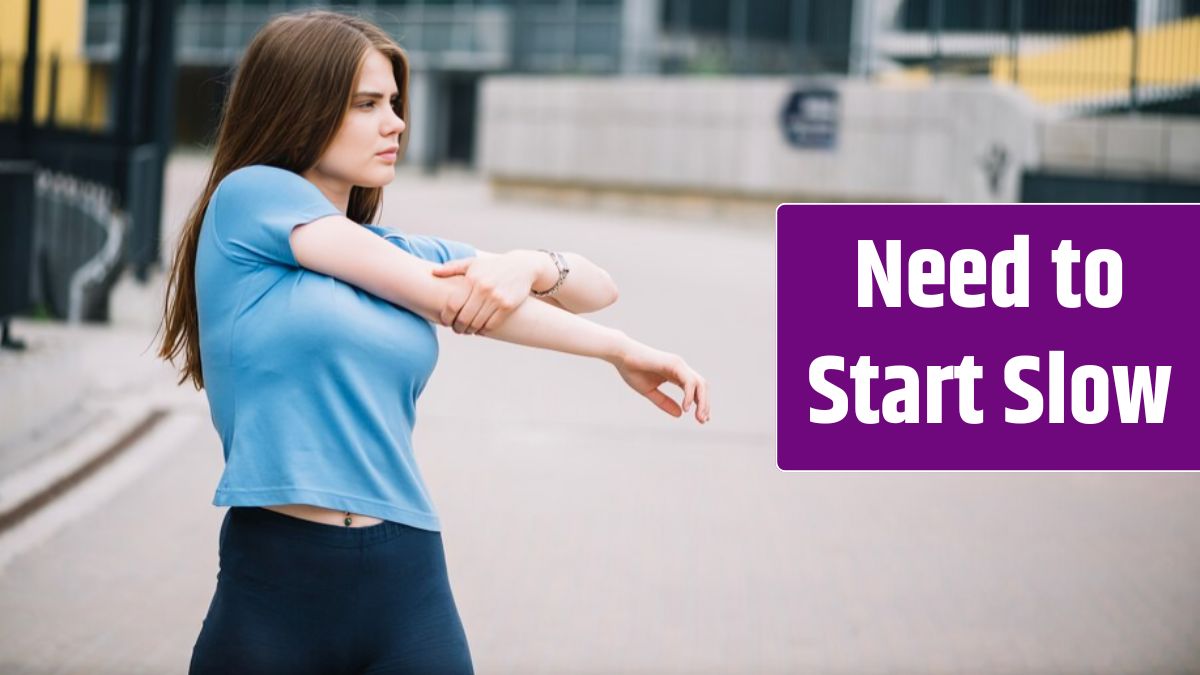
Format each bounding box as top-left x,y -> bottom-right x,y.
0,270 -> 190,534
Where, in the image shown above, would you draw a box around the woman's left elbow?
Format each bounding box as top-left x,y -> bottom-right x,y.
600,272 -> 619,309
605,283 -> 619,308
578,282 -> 618,314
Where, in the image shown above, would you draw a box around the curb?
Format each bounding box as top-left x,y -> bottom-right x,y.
0,403 -> 168,535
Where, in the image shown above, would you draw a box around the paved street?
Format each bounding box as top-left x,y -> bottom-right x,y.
0,153 -> 1198,674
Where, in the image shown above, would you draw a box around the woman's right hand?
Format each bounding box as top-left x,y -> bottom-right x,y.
609,338 -> 710,424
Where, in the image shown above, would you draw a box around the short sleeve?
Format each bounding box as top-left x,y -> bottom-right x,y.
399,234 -> 477,265
211,165 -> 343,267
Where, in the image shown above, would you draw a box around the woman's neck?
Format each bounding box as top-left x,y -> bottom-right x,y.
300,167 -> 350,214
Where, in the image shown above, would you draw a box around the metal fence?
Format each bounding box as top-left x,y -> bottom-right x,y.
29,170 -> 128,323
881,0 -> 1200,115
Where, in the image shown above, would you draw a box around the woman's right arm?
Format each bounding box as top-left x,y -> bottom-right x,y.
291,215 -> 474,325
472,289 -> 711,423
290,214 -> 710,423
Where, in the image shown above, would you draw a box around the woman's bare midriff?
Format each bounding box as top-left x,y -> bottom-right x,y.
262,504 -> 384,528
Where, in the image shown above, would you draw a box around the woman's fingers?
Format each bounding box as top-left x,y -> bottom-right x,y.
669,358 -> 697,414
466,302 -> 498,335
476,305 -> 513,336
476,306 -> 506,336
612,348 -> 709,423
466,289 -> 512,334
682,376 -> 696,414
646,388 -> 682,417
431,259 -> 470,277
673,359 -> 710,424
453,291 -> 486,333
440,284 -> 470,327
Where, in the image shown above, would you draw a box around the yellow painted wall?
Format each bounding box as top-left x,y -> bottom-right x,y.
992,17 -> 1200,105
0,0 -> 101,129
0,0 -> 29,120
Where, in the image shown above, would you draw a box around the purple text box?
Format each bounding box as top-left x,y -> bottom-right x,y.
777,205 -> 1197,471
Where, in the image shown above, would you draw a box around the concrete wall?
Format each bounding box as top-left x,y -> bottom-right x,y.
478,75 -> 1200,205
478,76 -> 1042,203
1039,115 -> 1200,182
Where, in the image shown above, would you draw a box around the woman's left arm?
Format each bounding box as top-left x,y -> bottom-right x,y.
431,248 -> 619,333
514,249 -> 619,314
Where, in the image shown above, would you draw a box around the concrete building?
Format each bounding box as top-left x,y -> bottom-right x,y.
73,0 -> 859,168
18,0 -> 1197,203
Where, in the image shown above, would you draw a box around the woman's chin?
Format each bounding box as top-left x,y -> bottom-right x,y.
358,168 -> 395,188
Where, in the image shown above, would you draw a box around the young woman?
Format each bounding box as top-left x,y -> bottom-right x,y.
158,9 -> 709,674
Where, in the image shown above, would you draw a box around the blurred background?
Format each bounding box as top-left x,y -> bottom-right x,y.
2,0 -> 1200,322
1,1 -> 1199,674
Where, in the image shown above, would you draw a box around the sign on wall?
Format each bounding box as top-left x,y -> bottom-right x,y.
780,88 -> 840,150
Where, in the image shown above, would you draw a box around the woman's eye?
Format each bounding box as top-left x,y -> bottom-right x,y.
357,100 -> 399,110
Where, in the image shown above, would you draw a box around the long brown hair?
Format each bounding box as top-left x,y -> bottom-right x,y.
157,10 -> 411,390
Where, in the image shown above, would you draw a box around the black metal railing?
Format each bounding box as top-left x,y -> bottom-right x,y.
2,0 -> 175,329
887,0 -> 1200,115
30,169 -> 128,322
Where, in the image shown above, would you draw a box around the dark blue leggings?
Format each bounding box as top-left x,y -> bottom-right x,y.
189,506 -> 474,674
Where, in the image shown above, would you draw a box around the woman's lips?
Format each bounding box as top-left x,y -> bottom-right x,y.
376,151 -> 397,161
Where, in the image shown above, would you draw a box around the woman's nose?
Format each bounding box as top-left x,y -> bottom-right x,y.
386,109 -> 406,135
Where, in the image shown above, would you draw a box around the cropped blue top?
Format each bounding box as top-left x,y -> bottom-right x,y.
194,164 -> 475,531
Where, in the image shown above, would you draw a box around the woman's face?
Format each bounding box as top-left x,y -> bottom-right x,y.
311,48 -> 405,190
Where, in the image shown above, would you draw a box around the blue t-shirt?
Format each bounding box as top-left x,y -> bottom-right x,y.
194,164 -> 475,531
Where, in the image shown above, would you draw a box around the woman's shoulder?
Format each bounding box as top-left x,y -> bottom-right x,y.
215,164 -> 328,212
218,164 -> 303,191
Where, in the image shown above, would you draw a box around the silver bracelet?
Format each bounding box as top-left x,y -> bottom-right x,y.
531,249 -> 570,297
